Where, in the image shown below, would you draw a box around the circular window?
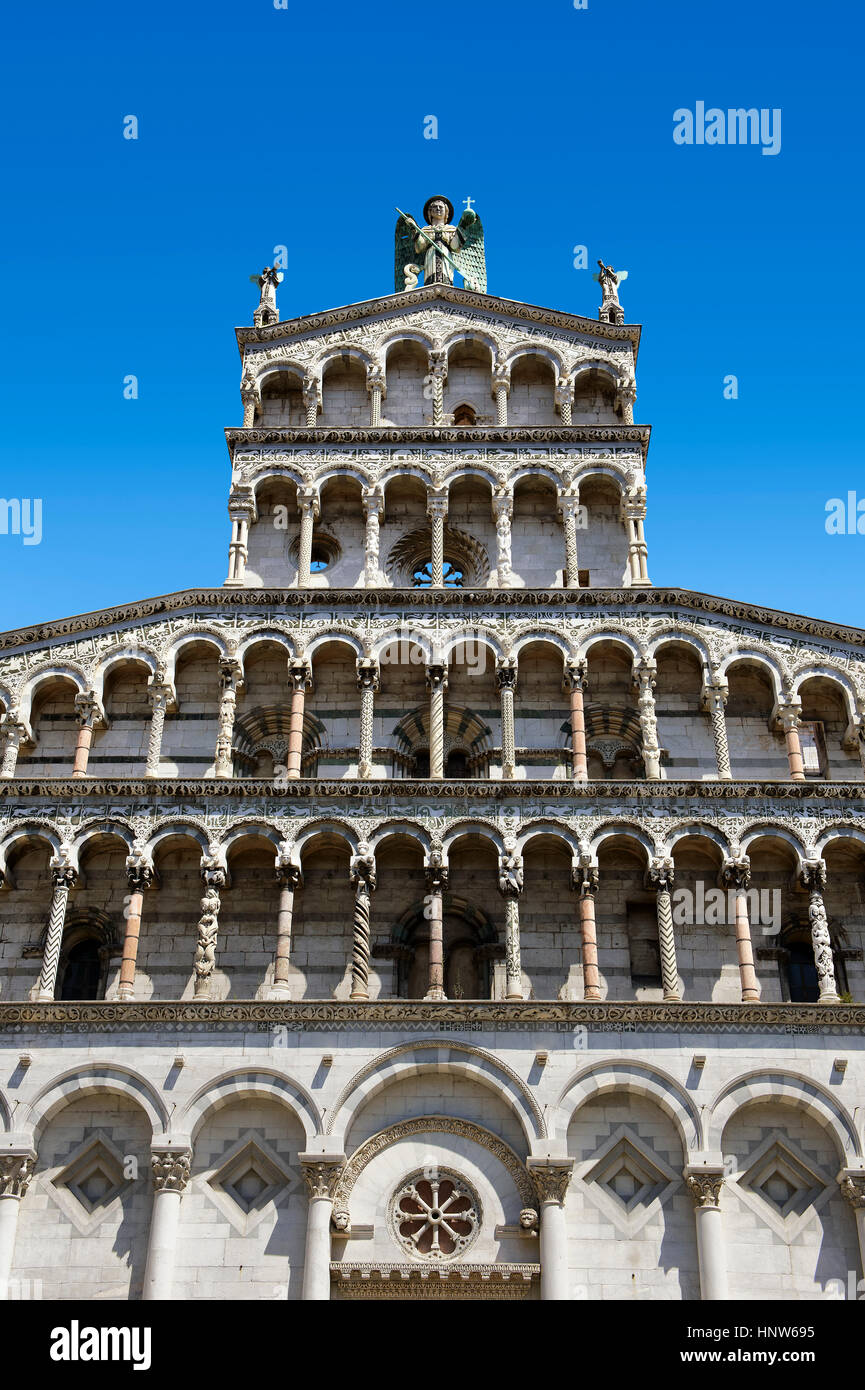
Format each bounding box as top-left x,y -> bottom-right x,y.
289,532 -> 341,574
412,559 -> 464,588
390,1168 -> 481,1261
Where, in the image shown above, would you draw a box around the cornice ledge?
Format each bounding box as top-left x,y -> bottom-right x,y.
233,284 -> 642,351
225,425 -> 651,447
0,1000 -> 863,1028
1,586 -> 864,652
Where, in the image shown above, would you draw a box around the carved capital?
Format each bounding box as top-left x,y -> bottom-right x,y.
151,1148 -> 192,1193
685,1172 -> 724,1209
722,855 -> 751,891
571,864 -> 599,896
350,844 -> 377,893
495,660 -> 518,692
276,861 -> 302,891
301,1159 -> 345,1201
287,659 -> 312,693
356,658 -> 381,694
426,663 -> 448,695
648,856 -> 675,892
799,858 -> 827,893
839,1172 -> 865,1210
527,1159 -> 574,1206
498,851 -> 524,899
0,1151 -> 37,1198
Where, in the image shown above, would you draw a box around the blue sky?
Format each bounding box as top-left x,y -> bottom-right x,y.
0,0 -> 862,629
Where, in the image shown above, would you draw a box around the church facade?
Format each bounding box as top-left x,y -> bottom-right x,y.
1,205 -> 864,1302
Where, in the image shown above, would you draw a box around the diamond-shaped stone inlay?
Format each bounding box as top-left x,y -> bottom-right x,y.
731,1134 -> 832,1239
204,1134 -> 296,1235
48,1132 -> 130,1232
577,1126 -> 680,1236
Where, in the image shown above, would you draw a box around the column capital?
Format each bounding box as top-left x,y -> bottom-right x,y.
424,848 -> 449,893
556,486 -> 581,518
838,1170 -> 865,1209
527,1158 -> 574,1207
426,488 -> 449,521
774,694 -> 802,731
365,363 -> 386,397
554,374 -> 575,409
491,357 -> 511,394
276,859 -> 302,890
426,349 -> 448,380
700,678 -> 729,712
563,659 -> 587,692
684,1167 -> 725,1209
498,850 -> 524,899
648,856 -> 675,891
621,482 -> 647,521
297,484 -> 321,519
722,854 -> 751,890
218,655 -> 244,692
425,662 -> 448,694
495,659 -> 518,691
491,489 -> 513,518
50,859 -> 78,891
126,854 -> 155,892
799,857 -> 827,892
299,1156 -> 346,1201
349,844 -> 377,892
74,691 -> 105,730
147,678 -> 176,713
287,657 -> 313,692
227,486 -> 257,523
150,1146 -> 192,1193
200,856 -> 227,892
356,657 -> 380,693
0,1149 -> 37,1198
361,485 -> 385,518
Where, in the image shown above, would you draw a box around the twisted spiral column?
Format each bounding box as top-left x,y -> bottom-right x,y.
649,858 -> 681,1001
427,490 -> 448,587
703,681 -> 731,779
428,353 -> 447,425
800,860 -> 839,1003
349,850 -> 376,1001
426,664 -> 448,780
145,682 -> 171,777
33,864 -> 77,1001
302,374 -> 318,427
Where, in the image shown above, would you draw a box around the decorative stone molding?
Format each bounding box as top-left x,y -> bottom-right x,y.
151,1149 -> 192,1193
0,1151 -> 36,1198
685,1172 -> 724,1209
330,1261 -> 540,1299
527,1158 -> 574,1206
301,1160 -> 345,1201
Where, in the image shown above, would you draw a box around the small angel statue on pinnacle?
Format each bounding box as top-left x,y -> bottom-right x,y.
395,196 -> 486,293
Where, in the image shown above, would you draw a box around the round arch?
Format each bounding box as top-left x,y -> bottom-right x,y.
554,1058 -> 703,1153
708,1070 -> 861,1161
24,1064 -> 169,1143
181,1067 -> 321,1146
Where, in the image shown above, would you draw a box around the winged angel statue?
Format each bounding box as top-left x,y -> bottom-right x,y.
395,195 -> 486,293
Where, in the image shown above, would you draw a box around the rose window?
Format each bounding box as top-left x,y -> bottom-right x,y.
390,1169 -> 480,1261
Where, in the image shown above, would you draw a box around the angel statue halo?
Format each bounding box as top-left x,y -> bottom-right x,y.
395,196 -> 486,294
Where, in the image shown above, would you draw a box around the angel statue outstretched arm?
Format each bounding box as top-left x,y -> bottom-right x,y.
395,196 -> 486,293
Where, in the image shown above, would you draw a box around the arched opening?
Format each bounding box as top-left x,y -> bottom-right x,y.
245,477 -> 297,588
654,643 -> 716,779
308,476 -> 362,588
95,661 -> 151,777
507,355 -> 557,427
443,339 -> 492,424
307,641 -> 362,778
798,677 -> 862,781
584,641 -> 644,781
291,835 -> 358,998
320,356 -> 369,427
517,641 -> 570,780
595,834 -> 656,999
17,676 -> 80,776
383,340 -> 429,427
572,368 -> 620,424
669,834 -> 731,1001
521,834 -> 576,998
162,641 -> 221,777
58,935 -> 104,1000
257,369 -> 305,428
0,836 -> 54,1000
510,475 -> 559,587
725,661 -> 788,779
579,476 -> 629,587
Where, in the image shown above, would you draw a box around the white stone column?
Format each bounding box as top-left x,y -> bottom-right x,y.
622,484 -> 650,584
491,490 -> 514,588
496,660 -> 518,780
684,1166 -> 729,1301
349,844 -> 376,1002
271,859 -> 301,1001
702,678 -> 732,779
225,494 -> 255,587
634,660 -> 662,780
31,859 -> 77,1001
424,851 -> 448,1001
527,1158 -> 574,1301
557,488 -> 582,588
427,351 -> 447,426
0,1149 -> 36,1301
214,657 -> 242,779
299,1157 -> 345,1301
361,487 -> 386,588
193,861 -> 226,999
366,364 -> 385,426
799,859 -> 839,1003
492,357 -> 510,425
426,663 -> 448,779
145,680 -> 173,777
839,1171 -> 865,1291
649,856 -> 681,1001
240,371 -> 259,428
554,374 -> 574,425
427,489 -> 448,587
499,852 -> 524,1000
0,715 -> 26,779
296,487 -> 320,588
722,855 -> 760,1002
356,659 -> 379,779
302,373 -> 319,427
142,1143 -> 192,1301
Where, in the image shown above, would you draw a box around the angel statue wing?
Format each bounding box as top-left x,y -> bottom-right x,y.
395,212 -> 421,291
453,209 -> 486,294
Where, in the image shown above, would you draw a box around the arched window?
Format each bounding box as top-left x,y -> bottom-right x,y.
452,403 -> 476,426
59,938 -> 104,1001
